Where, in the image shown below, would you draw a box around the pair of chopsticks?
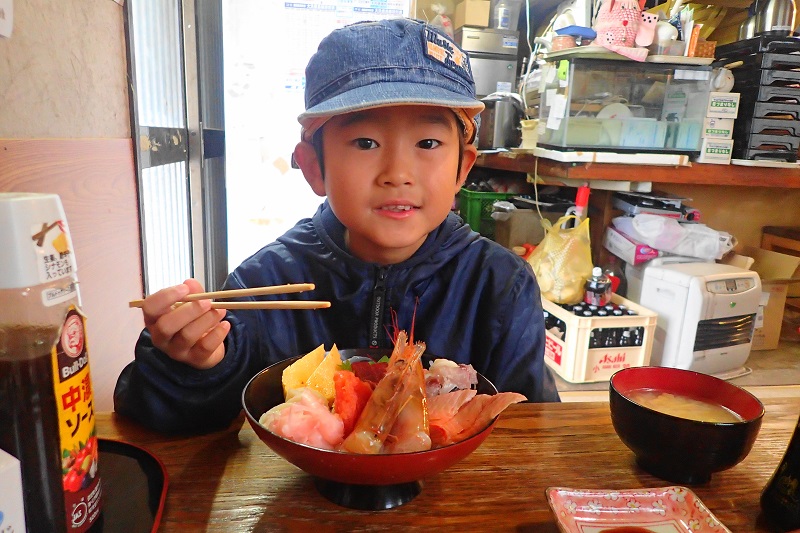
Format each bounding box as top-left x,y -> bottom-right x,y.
128,283 -> 331,310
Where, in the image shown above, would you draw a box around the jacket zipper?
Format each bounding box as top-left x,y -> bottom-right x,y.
369,267 -> 389,348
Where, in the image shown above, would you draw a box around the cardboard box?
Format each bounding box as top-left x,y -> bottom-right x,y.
0,449 -> 26,532
603,226 -> 661,265
739,245 -> 800,351
694,138 -> 733,164
494,208 -> 561,249
702,117 -> 734,139
706,92 -> 740,119
762,227 -> 800,297
454,1 -> 491,29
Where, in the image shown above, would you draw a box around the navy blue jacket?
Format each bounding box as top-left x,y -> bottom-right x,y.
114,202 -> 559,433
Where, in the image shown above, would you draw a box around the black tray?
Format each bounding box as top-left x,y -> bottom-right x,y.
731,145 -> 798,162
733,116 -> 800,137
734,67 -> 800,86
745,133 -> 800,151
734,83 -> 800,106
725,51 -> 800,71
716,35 -> 800,60
737,99 -> 800,121
97,439 -> 168,532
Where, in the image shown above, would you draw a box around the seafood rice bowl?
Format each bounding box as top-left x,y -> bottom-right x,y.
241,335 -> 521,509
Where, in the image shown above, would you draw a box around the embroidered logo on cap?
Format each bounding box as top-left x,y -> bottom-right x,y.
423,27 -> 472,79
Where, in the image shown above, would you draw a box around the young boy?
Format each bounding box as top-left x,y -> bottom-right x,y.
114,18 -> 559,434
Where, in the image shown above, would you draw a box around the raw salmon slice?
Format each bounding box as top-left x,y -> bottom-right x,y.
430,392 -> 526,448
428,389 -> 477,425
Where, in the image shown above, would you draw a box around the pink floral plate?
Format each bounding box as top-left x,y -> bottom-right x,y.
546,486 -> 731,533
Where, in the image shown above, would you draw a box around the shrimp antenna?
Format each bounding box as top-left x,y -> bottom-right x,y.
384,300 -> 419,345
410,297 -> 419,344
386,308 -> 401,345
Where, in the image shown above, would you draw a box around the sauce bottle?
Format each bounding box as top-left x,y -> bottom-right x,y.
0,193 -> 102,532
761,414 -> 800,531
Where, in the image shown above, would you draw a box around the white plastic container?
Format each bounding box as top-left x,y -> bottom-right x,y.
543,294 -> 657,383
489,0 -> 522,30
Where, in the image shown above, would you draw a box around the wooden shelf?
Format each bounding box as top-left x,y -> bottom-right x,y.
475,152 -> 800,188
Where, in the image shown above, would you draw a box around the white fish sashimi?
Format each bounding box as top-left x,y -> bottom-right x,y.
425,359 -> 478,396
259,387 -> 344,450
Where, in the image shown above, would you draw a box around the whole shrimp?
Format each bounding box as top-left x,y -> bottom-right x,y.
339,331 -> 426,454
383,355 -> 431,454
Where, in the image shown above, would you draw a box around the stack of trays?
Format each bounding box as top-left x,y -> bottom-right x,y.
716,36 -> 800,162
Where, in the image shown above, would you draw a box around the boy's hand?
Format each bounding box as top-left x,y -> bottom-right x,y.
141,278 -> 231,370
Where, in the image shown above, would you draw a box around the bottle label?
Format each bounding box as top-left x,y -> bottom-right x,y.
497,7 -> 511,29
52,306 -> 102,531
31,219 -> 77,289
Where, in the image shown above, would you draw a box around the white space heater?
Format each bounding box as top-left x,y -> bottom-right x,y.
633,262 -> 762,375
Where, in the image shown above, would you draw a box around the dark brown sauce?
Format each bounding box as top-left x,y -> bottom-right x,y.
0,325 -> 68,532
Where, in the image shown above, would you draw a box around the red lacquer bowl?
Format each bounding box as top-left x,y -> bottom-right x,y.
610,366 -> 765,485
242,349 -> 498,510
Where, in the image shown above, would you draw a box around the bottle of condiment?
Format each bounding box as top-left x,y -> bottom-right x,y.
493,0 -> 511,29
0,193 -> 102,532
761,414 -> 800,531
584,267 -> 612,306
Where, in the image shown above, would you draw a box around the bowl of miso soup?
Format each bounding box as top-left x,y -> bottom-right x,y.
609,366 -> 764,485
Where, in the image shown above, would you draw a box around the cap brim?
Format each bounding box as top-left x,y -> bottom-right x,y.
298,81 -> 484,125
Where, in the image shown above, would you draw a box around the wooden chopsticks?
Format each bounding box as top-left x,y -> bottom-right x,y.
128,283 -> 331,310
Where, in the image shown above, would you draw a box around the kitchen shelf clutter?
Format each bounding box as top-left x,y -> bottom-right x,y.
475,151 -> 800,188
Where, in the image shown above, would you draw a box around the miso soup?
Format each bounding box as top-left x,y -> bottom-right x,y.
627,389 -> 743,423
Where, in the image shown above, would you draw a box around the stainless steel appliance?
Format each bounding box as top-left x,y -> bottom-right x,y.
755,0 -> 798,34
478,93 -> 524,149
455,27 -> 519,98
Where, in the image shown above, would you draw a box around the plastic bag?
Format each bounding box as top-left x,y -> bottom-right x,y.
612,214 -> 736,261
429,3 -> 454,38
527,215 -> 593,304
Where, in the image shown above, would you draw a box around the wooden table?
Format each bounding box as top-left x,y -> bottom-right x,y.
97,398 -> 799,531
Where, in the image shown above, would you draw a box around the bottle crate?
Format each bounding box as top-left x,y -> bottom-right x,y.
543,294 -> 657,383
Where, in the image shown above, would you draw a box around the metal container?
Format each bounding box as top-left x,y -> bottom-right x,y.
739,16 -> 757,39
755,0 -> 797,34
454,27 -> 519,98
477,94 -> 524,150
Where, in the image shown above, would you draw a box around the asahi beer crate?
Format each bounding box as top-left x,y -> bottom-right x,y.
543,294 -> 657,383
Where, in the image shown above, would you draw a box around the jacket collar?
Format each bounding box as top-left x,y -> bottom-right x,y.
312,200 -> 475,269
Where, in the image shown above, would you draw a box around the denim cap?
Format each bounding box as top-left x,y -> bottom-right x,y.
298,18 -> 484,142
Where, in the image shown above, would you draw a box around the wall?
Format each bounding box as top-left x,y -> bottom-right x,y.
0,0 -> 143,411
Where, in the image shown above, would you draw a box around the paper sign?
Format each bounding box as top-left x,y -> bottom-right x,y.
0,0 -> 12,39
546,93 -> 567,131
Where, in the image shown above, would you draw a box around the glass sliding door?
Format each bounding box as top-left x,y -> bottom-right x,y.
221,1 -> 411,269
125,0 -> 227,294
